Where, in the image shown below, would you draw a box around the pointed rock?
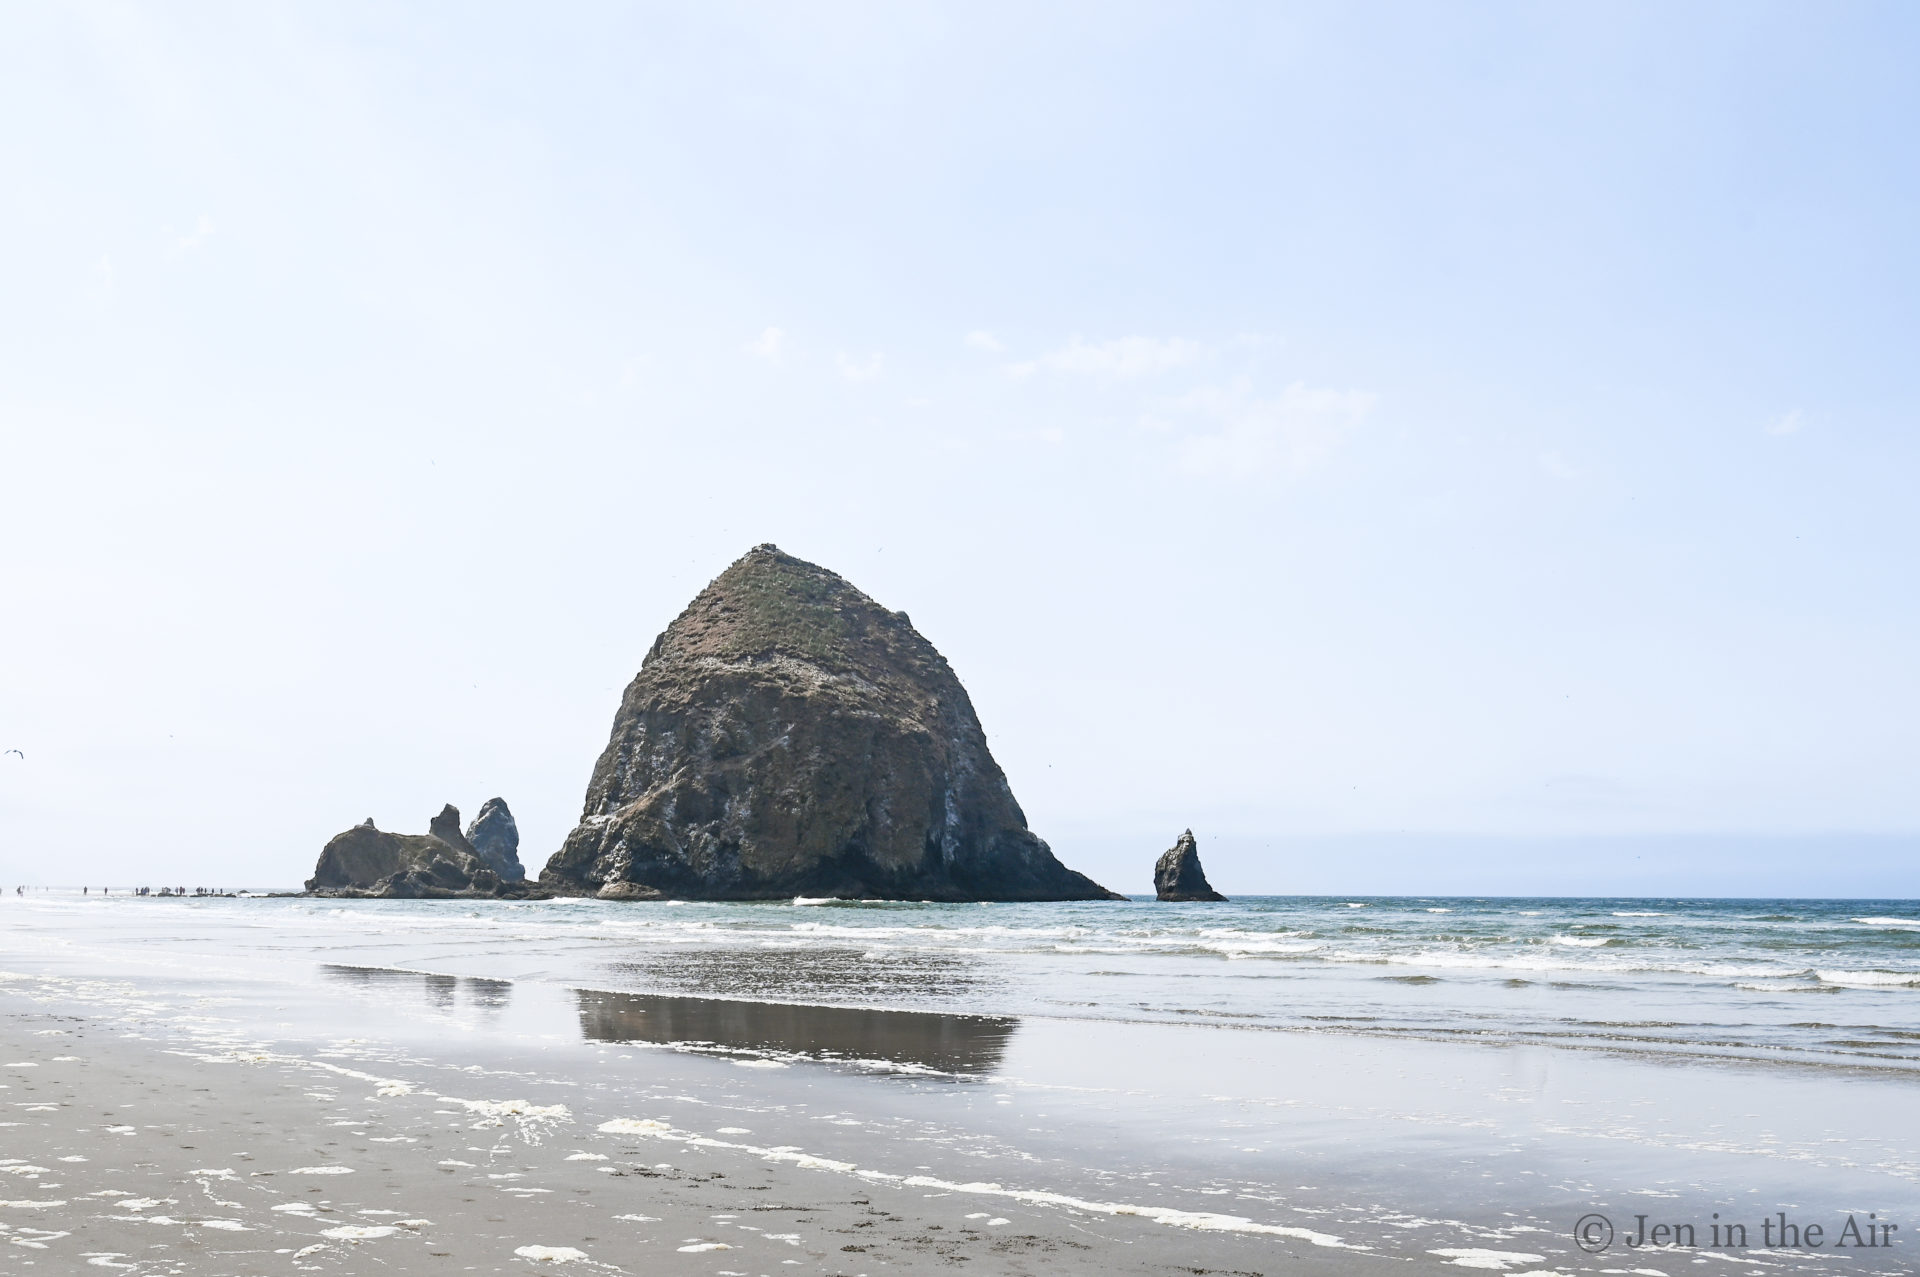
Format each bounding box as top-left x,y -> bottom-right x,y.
1154,829 -> 1226,902
540,544 -> 1122,901
465,797 -> 525,881
427,803 -> 478,858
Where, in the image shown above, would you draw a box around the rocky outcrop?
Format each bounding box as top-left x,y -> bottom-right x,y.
540,544 -> 1123,902
1154,829 -> 1226,902
464,797 -> 525,881
428,803 -> 478,857
306,807 -> 544,899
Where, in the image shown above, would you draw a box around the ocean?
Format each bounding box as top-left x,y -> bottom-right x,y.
7,892 -> 1918,1071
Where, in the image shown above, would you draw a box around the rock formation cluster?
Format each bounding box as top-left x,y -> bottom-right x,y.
306,801 -> 538,899
540,544 -> 1122,902
1154,829 -> 1226,901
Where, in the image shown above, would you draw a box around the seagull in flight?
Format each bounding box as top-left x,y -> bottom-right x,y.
3,750 -> 21,760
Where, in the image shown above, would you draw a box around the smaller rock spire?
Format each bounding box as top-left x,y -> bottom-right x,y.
1154,829 -> 1226,902
465,797 -> 525,882
428,804 -> 478,858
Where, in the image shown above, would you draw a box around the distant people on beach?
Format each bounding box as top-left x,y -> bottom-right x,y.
0,885 -> 236,896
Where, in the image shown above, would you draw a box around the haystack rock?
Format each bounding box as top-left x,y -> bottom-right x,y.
540,544 -> 1123,902
464,797 -> 525,881
306,805 -> 544,899
1154,829 -> 1226,902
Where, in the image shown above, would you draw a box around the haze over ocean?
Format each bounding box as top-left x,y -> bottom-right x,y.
4,3 -> 1918,895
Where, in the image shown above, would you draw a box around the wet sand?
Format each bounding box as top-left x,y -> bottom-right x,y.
0,1002 -> 1393,1275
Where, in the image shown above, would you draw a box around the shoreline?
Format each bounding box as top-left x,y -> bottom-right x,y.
2,894 -> 1915,1275
9,891 -> 1918,1075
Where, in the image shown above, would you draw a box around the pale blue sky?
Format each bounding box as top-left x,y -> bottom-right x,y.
2,3 -> 1916,892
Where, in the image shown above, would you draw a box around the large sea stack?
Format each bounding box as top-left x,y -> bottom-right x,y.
540,544 -> 1122,902
1154,829 -> 1226,902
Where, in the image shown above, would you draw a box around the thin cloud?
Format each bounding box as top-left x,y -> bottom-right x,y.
1175,380 -> 1376,476
836,351 -> 884,383
745,327 -> 785,363
1765,409 -> 1804,437
1539,450 -> 1578,480
173,214 -> 214,257
963,330 -> 1003,352
1009,335 -> 1206,380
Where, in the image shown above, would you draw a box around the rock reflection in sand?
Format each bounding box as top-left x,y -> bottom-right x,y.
319,965 -> 513,1014
574,988 -> 1017,1076
608,943 -> 996,1006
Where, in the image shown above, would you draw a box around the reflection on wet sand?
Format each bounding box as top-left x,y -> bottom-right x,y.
320,964 -> 513,1013
575,988 -> 1017,1076
608,943 -> 997,1006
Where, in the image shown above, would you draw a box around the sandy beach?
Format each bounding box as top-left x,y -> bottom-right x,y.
2,987 -> 1395,1275
4,893 -> 1918,1275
